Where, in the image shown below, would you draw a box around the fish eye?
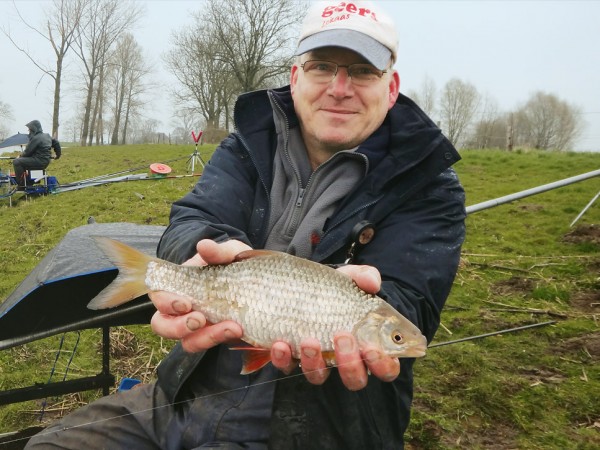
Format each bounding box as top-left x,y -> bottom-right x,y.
391,332 -> 404,344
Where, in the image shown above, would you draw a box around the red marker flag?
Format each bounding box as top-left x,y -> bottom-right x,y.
191,130 -> 203,143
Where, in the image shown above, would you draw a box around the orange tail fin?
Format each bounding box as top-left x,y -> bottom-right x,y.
87,237 -> 156,310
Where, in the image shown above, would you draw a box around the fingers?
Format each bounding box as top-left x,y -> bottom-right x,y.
334,332 -> 369,390
148,290 -> 243,353
299,338 -> 330,385
180,320 -> 243,353
271,339 -> 330,384
362,346 -> 401,383
196,239 -> 252,265
270,341 -> 298,375
337,264 -> 381,294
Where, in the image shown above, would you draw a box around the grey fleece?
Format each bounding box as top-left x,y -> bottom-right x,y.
264,95 -> 368,258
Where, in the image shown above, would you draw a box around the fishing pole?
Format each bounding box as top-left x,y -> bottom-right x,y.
65,155 -> 190,186
428,321 -> 556,348
466,168 -> 600,214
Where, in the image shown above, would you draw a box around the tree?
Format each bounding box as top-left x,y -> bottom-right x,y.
468,94 -> 504,149
439,78 -> 480,147
205,0 -> 300,93
406,75 -> 437,119
73,0 -> 141,146
513,91 -> 583,151
0,99 -> 13,140
107,33 -> 152,145
166,22 -> 237,135
2,0 -> 88,138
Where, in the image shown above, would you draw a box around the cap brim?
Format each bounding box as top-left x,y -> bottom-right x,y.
295,29 -> 391,70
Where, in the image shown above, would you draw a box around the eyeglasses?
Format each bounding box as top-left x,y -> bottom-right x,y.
300,60 -> 386,87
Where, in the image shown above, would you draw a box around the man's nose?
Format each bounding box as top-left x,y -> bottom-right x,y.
327,68 -> 354,97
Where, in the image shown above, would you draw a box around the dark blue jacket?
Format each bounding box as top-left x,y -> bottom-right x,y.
156,86 -> 466,449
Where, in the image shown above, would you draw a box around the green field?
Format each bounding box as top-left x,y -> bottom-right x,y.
1,145 -> 599,449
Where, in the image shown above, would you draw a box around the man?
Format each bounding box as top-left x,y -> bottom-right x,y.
12,120 -> 52,189
27,1 -> 465,448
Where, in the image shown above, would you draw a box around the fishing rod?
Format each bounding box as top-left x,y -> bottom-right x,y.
66,155 -> 190,186
428,321 -> 556,348
466,168 -> 600,214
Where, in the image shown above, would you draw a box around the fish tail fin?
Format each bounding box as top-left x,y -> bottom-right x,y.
87,237 -> 155,310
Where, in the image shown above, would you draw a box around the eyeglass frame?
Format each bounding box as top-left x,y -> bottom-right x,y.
299,60 -> 388,86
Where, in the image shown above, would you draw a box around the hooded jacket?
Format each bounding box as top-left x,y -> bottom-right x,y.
155,86 -> 466,449
23,120 -> 52,163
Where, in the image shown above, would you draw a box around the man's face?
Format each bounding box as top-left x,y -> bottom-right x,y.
290,47 -> 400,165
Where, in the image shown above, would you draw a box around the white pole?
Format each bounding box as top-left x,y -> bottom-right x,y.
466,168 -> 600,215
570,190 -> 600,227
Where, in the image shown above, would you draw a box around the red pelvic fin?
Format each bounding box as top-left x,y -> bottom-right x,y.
232,347 -> 272,375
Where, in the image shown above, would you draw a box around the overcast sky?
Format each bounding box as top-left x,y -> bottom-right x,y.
1,0 -> 599,151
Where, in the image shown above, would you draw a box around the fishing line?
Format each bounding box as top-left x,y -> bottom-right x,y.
37,332 -> 81,423
5,321 -> 556,446
2,361 -> 358,447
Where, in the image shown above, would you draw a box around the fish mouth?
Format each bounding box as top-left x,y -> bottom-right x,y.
398,341 -> 428,358
407,346 -> 427,358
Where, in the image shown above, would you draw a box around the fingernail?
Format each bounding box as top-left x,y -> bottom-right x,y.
223,328 -> 237,340
186,317 -> 202,331
303,348 -> 318,358
173,300 -> 189,313
336,336 -> 354,354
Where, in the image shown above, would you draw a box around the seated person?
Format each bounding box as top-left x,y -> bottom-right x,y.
12,120 -> 52,189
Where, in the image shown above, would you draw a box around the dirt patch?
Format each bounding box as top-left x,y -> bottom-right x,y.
518,366 -> 568,385
563,224 -> 600,245
556,332 -> 600,362
492,276 -> 535,296
518,203 -> 544,212
570,290 -> 600,314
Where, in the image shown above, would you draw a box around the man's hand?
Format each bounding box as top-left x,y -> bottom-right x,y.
270,264 -> 401,390
148,239 -> 250,353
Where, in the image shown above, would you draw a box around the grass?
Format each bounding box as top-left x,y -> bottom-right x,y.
0,145 -> 599,448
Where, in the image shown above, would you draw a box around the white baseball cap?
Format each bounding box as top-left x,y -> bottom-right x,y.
295,1 -> 398,70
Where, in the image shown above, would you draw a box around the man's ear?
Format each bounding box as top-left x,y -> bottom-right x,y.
388,70 -> 400,109
290,64 -> 300,95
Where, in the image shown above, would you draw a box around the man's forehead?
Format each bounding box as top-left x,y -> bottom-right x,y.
304,47 -> 370,64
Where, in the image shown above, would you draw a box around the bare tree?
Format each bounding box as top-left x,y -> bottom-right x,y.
468,94 -> 504,149
2,0 -> 88,138
205,0 -> 300,92
0,100 -> 13,140
406,75 -> 437,119
0,100 -> 13,121
166,19 -> 238,136
439,78 -> 480,147
73,0 -> 141,146
107,33 -> 152,145
513,91 -> 583,151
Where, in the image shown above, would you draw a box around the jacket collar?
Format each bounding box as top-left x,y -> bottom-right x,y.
233,86 -> 460,187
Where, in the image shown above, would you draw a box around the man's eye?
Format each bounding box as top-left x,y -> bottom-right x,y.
312,62 -> 335,72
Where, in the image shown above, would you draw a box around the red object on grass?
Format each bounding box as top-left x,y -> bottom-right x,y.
149,163 -> 172,175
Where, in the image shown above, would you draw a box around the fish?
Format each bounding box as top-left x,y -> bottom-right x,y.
88,237 -> 428,374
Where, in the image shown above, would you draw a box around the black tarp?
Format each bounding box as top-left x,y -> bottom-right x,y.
0,222 -> 165,350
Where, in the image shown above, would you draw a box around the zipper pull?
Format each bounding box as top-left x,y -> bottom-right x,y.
296,188 -> 305,207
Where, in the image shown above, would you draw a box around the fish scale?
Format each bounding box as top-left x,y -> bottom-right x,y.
145,255 -> 376,354
88,237 -> 428,373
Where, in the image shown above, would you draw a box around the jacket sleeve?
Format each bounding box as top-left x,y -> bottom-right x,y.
51,138 -> 61,158
358,168 -> 466,343
157,134 -> 260,264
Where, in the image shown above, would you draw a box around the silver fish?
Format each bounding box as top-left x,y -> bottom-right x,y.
88,237 -> 427,373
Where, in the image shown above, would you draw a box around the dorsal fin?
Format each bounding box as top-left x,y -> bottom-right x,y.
234,249 -> 283,262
